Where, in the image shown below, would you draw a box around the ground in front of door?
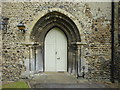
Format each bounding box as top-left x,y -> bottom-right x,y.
27,72 -> 119,88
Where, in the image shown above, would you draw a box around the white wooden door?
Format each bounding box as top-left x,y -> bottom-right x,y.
45,28 -> 67,72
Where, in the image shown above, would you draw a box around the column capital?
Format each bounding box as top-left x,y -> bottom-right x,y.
71,42 -> 87,45
20,42 -> 41,47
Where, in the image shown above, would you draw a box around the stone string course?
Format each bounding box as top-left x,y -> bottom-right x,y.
1,2 -> 111,81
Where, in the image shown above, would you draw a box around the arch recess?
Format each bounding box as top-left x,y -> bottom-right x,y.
25,8 -> 87,76
30,11 -> 81,45
25,8 -> 86,44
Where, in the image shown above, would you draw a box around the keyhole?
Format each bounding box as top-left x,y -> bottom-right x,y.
55,51 -> 57,54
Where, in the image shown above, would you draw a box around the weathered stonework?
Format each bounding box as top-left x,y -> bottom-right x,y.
1,2 -> 112,81
114,2 -> 119,81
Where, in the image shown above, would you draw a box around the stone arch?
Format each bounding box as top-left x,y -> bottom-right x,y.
25,8 -> 86,43
30,11 -> 81,45
25,8 -> 87,76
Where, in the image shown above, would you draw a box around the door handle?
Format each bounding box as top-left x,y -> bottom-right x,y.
57,57 -> 60,59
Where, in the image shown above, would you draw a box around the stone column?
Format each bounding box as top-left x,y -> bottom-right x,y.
32,43 -> 41,73
68,43 -> 76,75
71,44 -> 77,75
76,44 -> 81,78
30,46 -> 34,74
75,42 -> 87,78
21,45 -> 31,78
67,45 -> 73,73
29,46 -> 32,71
21,42 -> 41,78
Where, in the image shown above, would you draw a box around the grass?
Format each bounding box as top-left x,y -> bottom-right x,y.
2,81 -> 30,89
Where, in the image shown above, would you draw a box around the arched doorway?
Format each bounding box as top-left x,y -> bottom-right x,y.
45,27 -> 67,72
29,11 -> 84,76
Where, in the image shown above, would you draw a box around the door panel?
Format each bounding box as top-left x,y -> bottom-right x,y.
45,28 -> 67,72
45,29 -> 56,71
45,44 -> 56,71
56,29 -> 67,71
